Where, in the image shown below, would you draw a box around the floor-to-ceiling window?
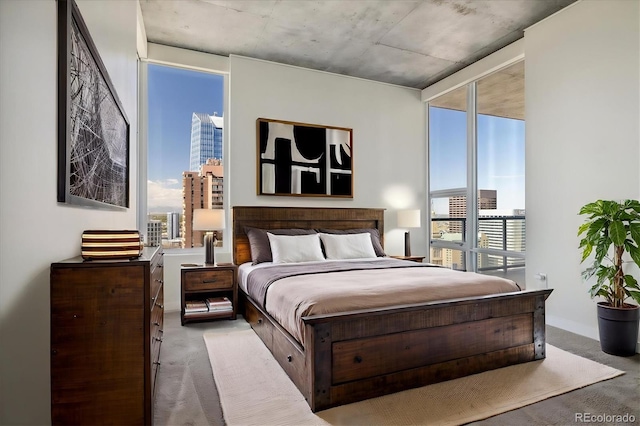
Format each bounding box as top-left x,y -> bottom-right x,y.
428,61 -> 526,286
143,63 -> 226,252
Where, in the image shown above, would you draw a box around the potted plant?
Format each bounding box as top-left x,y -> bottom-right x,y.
578,199 -> 640,356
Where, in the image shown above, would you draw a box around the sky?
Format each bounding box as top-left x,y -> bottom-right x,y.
429,106 -> 525,214
147,64 -> 224,212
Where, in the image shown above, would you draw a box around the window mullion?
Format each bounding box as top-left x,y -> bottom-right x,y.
466,82 -> 478,272
137,60 -> 149,241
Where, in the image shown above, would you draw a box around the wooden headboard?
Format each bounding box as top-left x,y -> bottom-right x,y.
232,206 -> 385,265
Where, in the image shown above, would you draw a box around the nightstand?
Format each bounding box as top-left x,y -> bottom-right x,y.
181,264 -> 238,325
390,255 -> 425,263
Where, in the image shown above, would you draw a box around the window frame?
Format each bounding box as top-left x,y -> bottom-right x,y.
137,45 -> 230,253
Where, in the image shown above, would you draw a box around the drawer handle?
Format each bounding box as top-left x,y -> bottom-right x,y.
155,279 -> 164,283
153,322 -> 161,326
354,356 -> 363,364
153,361 -> 161,366
155,337 -> 163,342
257,318 -> 263,324
156,303 -> 164,309
287,355 -> 292,363
202,279 -> 218,284
159,329 -> 163,333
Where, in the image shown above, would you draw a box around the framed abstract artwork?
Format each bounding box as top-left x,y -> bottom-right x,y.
57,0 -> 130,210
257,118 -> 353,198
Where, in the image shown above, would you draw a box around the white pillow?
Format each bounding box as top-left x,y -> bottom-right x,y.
266,233 -> 325,263
319,232 -> 377,260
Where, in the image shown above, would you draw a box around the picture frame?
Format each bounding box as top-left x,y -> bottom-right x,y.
257,118 -> 353,198
57,0 -> 130,210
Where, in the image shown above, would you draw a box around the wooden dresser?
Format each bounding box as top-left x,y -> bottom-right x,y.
50,246 -> 163,425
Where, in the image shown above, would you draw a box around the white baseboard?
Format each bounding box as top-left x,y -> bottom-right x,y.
547,314 -> 640,354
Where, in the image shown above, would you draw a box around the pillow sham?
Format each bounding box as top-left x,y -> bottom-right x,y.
267,233 -> 325,263
317,228 -> 386,257
318,232 -> 377,260
244,226 -> 317,264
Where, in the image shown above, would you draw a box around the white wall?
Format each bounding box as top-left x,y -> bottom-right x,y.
0,0 -> 138,423
229,56 -> 426,257
525,0 -> 640,347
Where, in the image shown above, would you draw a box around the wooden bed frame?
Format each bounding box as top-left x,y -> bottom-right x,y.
232,206 -> 552,412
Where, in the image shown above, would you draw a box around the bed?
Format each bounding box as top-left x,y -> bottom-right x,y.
233,206 -> 552,412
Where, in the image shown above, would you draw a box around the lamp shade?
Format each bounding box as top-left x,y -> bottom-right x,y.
192,209 -> 226,231
398,209 -> 421,228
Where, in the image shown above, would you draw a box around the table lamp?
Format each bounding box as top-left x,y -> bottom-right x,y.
193,209 -> 226,265
398,209 -> 421,257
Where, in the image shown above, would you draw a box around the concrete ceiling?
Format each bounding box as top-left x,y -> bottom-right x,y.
430,60 -> 525,119
139,0 -> 574,90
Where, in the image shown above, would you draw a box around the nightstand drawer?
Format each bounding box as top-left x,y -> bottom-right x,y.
183,269 -> 234,291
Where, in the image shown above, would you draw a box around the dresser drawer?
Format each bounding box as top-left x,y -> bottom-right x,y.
151,352 -> 161,398
150,260 -> 163,306
151,289 -> 164,346
183,269 -> 234,291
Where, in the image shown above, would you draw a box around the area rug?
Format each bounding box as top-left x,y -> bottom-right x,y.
203,327 -> 624,426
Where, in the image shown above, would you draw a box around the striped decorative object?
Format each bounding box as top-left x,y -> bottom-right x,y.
81,230 -> 143,260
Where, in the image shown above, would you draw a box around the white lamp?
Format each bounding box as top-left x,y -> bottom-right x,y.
398,209 -> 421,257
193,209 -> 226,265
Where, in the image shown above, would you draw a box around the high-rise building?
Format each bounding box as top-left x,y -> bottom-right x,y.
167,212 -> 180,239
146,220 -> 162,247
448,189 -> 497,233
182,159 -> 224,248
478,209 -> 526,268
189,112 -> 223,172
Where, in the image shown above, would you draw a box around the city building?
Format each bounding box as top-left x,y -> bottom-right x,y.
146,220 -> 162,247
189,112 -> 223,172
166,212 -> 180,239
478,209 -> 526,269
448,189 -> 497,233
438,233 -> 465,270
182,159 -> 224,248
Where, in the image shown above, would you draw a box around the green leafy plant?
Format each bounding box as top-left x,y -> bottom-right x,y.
578,200 -> 640,307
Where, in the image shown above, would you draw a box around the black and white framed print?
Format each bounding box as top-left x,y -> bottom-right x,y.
57,0 -> 130,210
257,118 -> 353,198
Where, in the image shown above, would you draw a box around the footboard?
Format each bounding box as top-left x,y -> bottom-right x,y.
243,288 -> 552,413
304,288 -> 552,411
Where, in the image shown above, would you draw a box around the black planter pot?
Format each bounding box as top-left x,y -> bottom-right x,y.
597,302 -> 640,356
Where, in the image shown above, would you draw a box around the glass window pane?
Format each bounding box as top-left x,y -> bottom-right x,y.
475,61 -> 526,277
430,196 -> 465,244
429,85 -> 467,191
147,64 -> 224,251
476,61 -> 525,246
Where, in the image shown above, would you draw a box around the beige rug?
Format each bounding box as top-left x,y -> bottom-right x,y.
203,326 -> 624,426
